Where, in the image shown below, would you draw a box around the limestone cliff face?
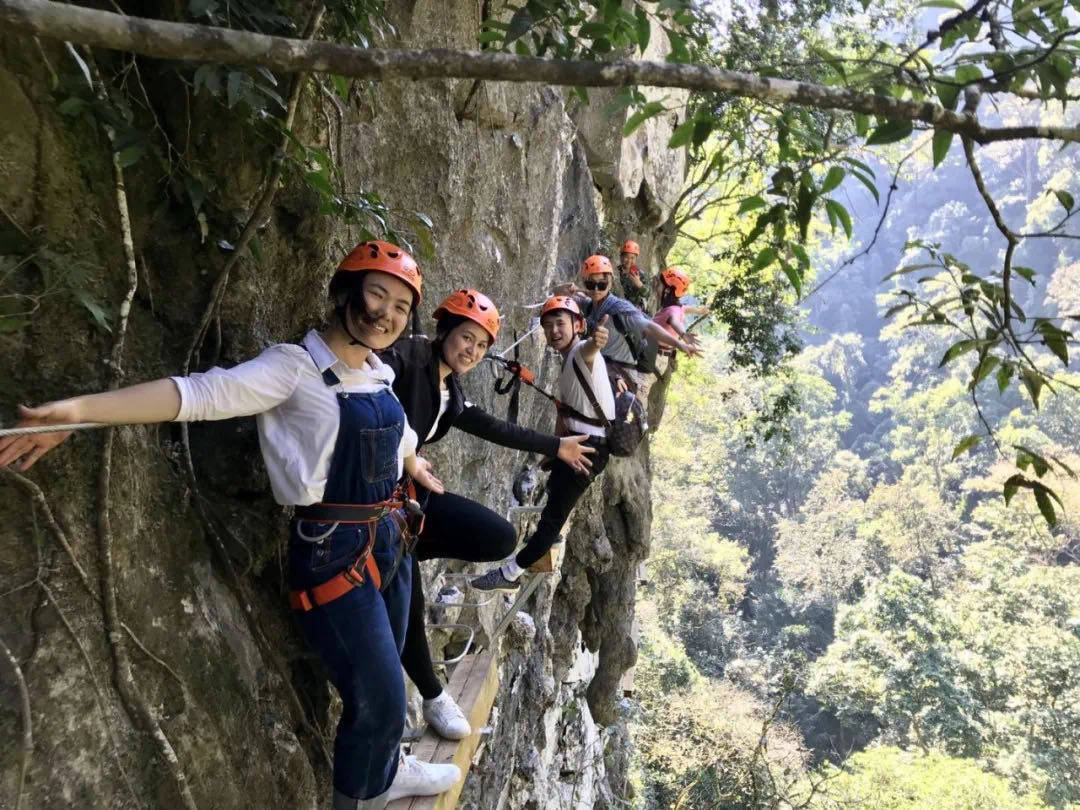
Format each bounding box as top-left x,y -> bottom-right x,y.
0,3 -> 684,808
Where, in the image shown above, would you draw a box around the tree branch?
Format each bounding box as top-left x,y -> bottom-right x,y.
4,0 -> 1080,145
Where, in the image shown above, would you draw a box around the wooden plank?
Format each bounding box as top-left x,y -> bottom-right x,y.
527,538 -> 564,573
388,652 -> 498,810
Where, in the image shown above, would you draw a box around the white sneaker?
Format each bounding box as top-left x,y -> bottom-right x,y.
423,690 -> 471,740
386,753 -> 460,802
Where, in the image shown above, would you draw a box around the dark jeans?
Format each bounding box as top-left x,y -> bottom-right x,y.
290,516 -> 411,800
401,490 -> 517,699
515,436 -> 610,569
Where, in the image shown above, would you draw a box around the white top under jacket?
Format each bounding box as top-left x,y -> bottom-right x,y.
558,339 -> 616,439
172,330 -> 418,506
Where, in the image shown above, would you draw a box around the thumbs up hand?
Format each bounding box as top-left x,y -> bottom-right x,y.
591,315 -> 609,351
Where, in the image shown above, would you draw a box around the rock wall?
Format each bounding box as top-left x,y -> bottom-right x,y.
0,2 -> 685,808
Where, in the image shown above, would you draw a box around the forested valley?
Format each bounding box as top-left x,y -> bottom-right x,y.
633,29 -> 1080,810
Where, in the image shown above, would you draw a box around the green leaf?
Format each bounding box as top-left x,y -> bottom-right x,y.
692,120 -> 713,147
667,121 -> 695,149
790,243 -> 810,268
477,31 -> 504,44
304,169 -> 334,196
824,199 -> 853,239
665,27 -> 690,62
882,262 -> 939,280
849,170 -> 880,203
57,97 -> 87,116
1034,487 -> 1057,526
506,7 -> 534,43
1053,189 -> 1075,213
751,246 -> 777,273
932,129 -> 954,168
935,79 -> 961,111
579,22 -> 611,38
115,144 -> 145,169
970,354 -> 999,388
951,435 -> 981,459
821,166 -> 845,193
1020,367 -> 1044,408
623,101 -> 665,136
854,113 -> 869,137
996,363 -> 1013,393
226,71 -> 253,109
1040,326 -> 1070,366
939,338 -> 980,367
954,64 -> 983,85
1013,266 -> 1036,284
634,6 -> 651,52
1002,473 -> 1028,505
74,289 -> 112,333
1015,445 -> 1051,477
737,195 -> 767,215
921,0 -> 963,6
866,119 -> 914,146
781,262 -> 803,298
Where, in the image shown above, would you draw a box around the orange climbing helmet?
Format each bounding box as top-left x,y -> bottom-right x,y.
582,255 -> 614,277
660,267 -> 691,297
540,295 -> 585,333
336,240 -> 423,306
621,240 -> 640,256
432,289 -> 501,342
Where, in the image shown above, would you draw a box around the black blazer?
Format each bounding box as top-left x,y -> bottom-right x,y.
380,336 -> 560,457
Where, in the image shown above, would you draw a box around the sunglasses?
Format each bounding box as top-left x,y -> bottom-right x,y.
583,279 -> 609,291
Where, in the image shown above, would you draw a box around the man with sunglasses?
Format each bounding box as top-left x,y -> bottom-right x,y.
556,255 -> 701,393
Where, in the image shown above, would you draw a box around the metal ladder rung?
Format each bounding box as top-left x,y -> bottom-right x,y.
427,596 -> 498,609
427,622 -> 475,666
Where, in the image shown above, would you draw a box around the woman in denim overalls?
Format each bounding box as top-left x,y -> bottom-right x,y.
0,241 -> 458,809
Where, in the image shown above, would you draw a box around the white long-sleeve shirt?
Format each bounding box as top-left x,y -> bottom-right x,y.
172,330 -> 418,506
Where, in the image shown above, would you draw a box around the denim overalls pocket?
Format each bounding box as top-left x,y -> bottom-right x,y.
359,423 -> 403,484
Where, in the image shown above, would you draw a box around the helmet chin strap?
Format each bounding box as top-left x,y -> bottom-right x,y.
337,290 -> 380,351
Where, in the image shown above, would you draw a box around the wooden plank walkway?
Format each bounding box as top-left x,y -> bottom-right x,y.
387,651 -> 499,810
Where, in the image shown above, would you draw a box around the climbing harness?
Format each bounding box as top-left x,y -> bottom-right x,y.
290,479 -> 424,611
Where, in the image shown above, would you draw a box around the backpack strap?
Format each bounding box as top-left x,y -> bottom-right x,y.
571,357 -> 612,429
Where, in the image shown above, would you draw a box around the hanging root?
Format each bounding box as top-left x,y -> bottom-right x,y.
100,141 -> 197,809
0,632 -> 33,810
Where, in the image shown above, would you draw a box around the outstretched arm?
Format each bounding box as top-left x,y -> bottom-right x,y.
644,321 -> 702,357
0,379 -> 182,470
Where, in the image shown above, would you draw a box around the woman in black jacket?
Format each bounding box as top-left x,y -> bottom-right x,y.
380,288 -> 594,740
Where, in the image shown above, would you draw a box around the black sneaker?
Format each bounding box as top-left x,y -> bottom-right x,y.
470,567 -> 521,592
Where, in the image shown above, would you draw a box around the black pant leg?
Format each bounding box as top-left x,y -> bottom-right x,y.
415,489 -> 517,562
400,555 -> 444,700
515,460 -> 590,569
400,489 -> 518,700
514,439 -> 609,570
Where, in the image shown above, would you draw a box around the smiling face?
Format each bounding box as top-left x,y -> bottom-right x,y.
541,310 -> 578,353
345,271 -> 414,350
440,320 -> 492,375
620,251 -> 635,267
